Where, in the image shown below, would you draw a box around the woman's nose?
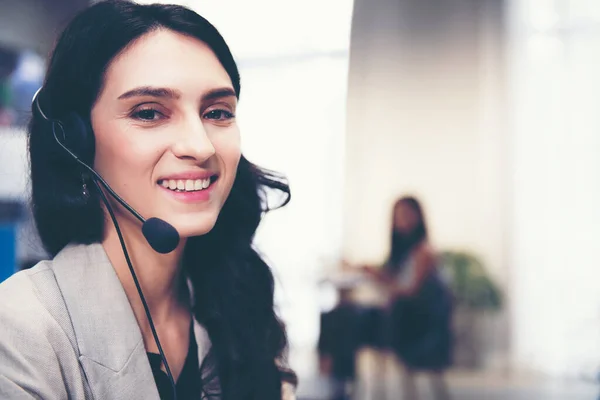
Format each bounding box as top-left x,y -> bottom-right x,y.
171,117 -> 216,162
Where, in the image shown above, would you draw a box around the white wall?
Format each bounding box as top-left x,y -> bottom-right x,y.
508,0 -> 600,379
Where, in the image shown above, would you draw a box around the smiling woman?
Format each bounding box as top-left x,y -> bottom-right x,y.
0,1 -> 295,400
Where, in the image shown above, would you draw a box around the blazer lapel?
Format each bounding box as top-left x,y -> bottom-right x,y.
51,243 -> 160,400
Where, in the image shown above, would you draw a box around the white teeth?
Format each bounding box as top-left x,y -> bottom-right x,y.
160,177 -> 213,192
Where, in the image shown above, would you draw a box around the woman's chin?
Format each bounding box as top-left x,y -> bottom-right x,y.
171,215 -> 218,239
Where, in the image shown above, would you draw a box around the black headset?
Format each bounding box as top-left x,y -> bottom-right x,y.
33,87 -> 180,399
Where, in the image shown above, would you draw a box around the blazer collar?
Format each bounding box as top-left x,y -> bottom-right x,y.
50,242 -> 213,399
52,243 -> 145,370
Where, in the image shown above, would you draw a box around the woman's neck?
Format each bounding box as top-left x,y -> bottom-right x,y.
101,216 -> 189,328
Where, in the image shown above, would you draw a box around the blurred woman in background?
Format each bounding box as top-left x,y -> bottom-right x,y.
363,196 -> 453,400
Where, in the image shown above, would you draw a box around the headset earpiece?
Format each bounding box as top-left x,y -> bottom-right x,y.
33,90 -> 95,164
60,112 -> 95,163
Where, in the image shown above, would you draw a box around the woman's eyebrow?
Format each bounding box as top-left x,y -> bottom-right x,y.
118,86 -> 181,100
117,86 -> 236,102
201,87 -> 236,102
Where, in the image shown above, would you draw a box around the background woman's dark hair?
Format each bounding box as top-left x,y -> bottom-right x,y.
386,196 -> 428,272
28,1 -> 294,398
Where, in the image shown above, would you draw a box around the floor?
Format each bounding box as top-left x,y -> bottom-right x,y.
296,371 -> 599,400
293,351 -> 600,400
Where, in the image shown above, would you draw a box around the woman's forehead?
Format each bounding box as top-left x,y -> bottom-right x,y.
101,29 -> 232,100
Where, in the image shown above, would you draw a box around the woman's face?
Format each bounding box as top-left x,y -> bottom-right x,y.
91,29 -> 241,238
393,202 -> 419,234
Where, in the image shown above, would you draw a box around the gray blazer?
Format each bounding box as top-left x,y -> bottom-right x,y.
0,243 -> 212,399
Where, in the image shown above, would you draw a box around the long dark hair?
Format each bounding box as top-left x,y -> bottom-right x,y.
386,196 -> 427,272
28,1 -> 294,398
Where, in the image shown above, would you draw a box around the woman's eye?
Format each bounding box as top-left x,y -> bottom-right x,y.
204,109 -> 234,121
131,108 -> 164,121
